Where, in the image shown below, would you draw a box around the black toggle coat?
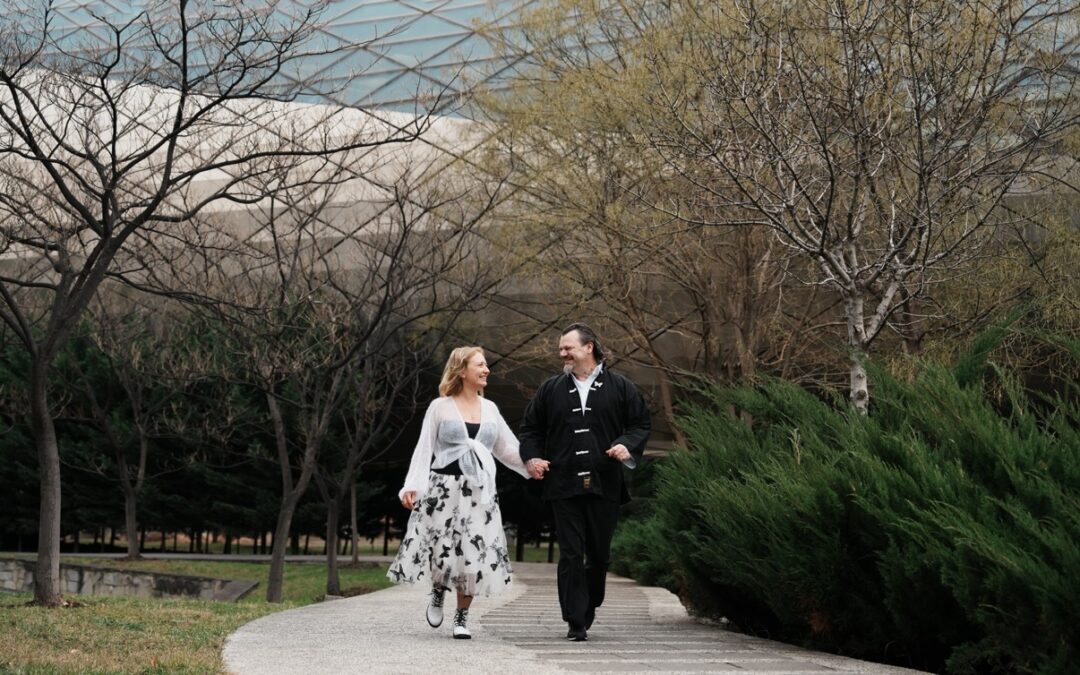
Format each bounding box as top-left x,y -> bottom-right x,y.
519,366 -> 651,503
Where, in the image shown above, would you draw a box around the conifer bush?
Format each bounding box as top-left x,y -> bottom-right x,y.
616,349 -> 1080,673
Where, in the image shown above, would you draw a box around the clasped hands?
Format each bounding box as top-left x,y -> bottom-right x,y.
526,458 -> 550,479
527,444 -> 631,480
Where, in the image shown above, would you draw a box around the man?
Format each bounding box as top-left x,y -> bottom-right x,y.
519,323 -> 651,642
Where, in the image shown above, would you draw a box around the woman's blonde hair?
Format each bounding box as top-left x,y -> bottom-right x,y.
439,346 -> 485,397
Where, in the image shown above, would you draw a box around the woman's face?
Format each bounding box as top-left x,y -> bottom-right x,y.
461,351 -> 489,391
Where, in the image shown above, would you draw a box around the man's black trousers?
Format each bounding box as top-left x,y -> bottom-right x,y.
551,495 -> 621,630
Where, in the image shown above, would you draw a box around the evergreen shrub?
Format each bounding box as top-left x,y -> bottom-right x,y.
618,355 -> 1080,673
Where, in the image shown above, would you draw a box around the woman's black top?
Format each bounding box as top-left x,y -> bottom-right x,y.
432,422 -> 480,476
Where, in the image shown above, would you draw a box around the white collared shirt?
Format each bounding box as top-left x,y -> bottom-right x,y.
571,362 -> 603,412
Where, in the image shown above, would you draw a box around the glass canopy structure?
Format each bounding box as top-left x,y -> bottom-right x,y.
44,0 -> 533,111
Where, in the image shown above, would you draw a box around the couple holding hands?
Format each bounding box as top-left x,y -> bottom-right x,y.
387,323 -> 651,642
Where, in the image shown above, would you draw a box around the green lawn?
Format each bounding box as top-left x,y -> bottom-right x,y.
0,560 -> 392,674
0,549 -> 556,673
517,543 -> 560,563
132,539 -> 396,557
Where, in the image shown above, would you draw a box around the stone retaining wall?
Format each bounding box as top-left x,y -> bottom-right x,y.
0,557 -> 257,601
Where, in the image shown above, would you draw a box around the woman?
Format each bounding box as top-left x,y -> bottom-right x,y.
387,346 -> 535,639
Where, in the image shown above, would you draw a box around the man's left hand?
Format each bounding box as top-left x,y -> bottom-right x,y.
606,444 -> 631,462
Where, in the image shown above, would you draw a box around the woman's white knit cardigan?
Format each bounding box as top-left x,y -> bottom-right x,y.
398,396 -> 531,505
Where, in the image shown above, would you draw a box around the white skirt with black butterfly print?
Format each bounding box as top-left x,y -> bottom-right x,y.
387,471 -> 514,596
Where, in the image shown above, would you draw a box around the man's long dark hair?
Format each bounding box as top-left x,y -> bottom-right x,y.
562,322 -> 605,362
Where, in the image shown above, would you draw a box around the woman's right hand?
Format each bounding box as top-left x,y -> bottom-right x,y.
526,458 -> 550,479
401,491 -> 417,510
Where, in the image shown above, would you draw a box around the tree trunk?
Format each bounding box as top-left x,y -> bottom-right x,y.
844,294 -> 870,414
350,482 -> 359,565
266,493 -> 302,602
264,392 -> 315,603
325,500 -> 341,596
655,367 -> 687,447
121,482 -> 141,559
382,513 -> 390,556
849,354 -> 869,415
30,359 -> 63,606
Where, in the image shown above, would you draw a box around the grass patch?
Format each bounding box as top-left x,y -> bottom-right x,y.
0,592 -> 274,674
0,560 -> 392,673
516,544 -> 559,564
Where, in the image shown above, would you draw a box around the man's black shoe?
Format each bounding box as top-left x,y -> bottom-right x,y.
566,627 -> 588,642
585,606 -> 595,630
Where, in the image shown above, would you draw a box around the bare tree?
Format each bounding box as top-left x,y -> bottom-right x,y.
0,0 -> 430,605
636,0 -> 1080,411
474,1 -> 826,436
312,336 -> 422,596
161,140 -> 507,601
52,291 -> 217,560
478,0 -> 1080,412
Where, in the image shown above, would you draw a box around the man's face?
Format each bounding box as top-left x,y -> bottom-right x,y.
558,330 -> 593,370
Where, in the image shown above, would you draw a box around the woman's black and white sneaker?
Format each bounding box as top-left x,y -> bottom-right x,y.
426,586 -> 446,628
453,608 -> 471,639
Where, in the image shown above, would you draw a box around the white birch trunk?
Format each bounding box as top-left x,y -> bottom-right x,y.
844,293 -> 870,414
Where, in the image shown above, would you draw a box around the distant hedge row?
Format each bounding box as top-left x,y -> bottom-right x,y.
613,345 -> 1080,673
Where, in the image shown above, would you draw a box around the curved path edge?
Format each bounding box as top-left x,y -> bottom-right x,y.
223,566 -> 564,675
224,562 -> 928,674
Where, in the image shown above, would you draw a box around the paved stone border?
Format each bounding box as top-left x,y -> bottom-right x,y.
0,556 -> 257,602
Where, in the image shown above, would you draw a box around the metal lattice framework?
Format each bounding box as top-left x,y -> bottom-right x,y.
45,0 -> 533,111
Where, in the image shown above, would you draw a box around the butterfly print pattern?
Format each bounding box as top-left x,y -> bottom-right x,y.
387,472 -> 513,596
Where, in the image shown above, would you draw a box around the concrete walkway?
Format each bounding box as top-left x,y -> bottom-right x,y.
223,562 -> 927,675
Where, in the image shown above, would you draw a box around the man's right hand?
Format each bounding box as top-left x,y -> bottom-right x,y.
401,491 -> 417,510
527,458 -> 550,480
